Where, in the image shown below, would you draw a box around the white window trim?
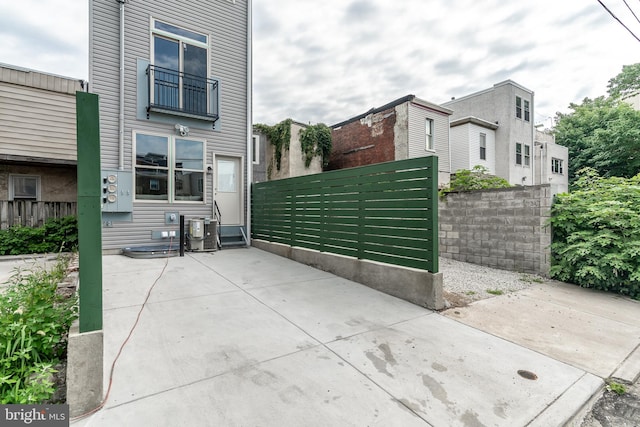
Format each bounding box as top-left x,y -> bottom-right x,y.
133,130 -> 207,204
524,144 -> 531,167
479,133 -> 486,160
515,142 -> 522,165
425,118 -> 435,151
151,18 -> 209,49
552,158 -> 564,175
149,17 -> 211,111
9,175 -> 41,201
252,134 -> 260,165
516,96 -> 522,119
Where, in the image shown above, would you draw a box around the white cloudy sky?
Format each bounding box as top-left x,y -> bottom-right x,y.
1,0 -> 639,128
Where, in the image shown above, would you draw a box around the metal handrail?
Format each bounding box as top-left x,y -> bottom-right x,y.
213,200 -> 222,249
146,64 -> 219,123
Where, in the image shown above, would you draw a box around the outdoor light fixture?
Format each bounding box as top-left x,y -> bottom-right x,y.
175,123 -> 189,137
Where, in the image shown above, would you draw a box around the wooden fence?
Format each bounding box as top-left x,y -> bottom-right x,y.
0,201 -> 77,229
252,156 -> 439,272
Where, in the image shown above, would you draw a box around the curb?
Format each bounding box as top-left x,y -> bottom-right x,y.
529,372 -> 604,427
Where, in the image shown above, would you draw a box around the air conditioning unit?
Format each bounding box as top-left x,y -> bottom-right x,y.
203,219 -> 218,250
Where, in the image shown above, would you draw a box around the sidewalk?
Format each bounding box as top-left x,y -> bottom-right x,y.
70,248 -> 639,426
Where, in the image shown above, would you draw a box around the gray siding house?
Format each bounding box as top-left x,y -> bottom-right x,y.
0,63 -> 82,227
89,0 -> 251,251
443,80 -> 536,186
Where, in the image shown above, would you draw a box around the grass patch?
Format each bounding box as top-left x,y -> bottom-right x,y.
519,274 -> 545,284
486,289 -> 504,296
465,291 -> 476,296
606,380 -> 627,395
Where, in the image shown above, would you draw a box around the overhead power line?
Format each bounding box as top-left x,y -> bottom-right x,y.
623,0 -> 640,24
596,0 -> 640,43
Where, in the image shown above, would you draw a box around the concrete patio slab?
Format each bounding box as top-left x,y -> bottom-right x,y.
518,280 -> 640,327
249,276 -> 430,343
328,314 -> 597,426
194,249 -> 334,290
102,291 -> 318,407
443,281 -> 640,379
69,248 -> 627,426
73,345 -> 427,427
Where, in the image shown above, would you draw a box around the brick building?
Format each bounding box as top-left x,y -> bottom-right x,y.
327,95 -> 453,186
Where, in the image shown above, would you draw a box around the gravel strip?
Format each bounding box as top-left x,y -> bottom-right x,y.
439,257 -> 546,307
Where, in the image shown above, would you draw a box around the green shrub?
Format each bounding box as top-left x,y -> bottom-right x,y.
440,165 -> 512,196
0,256 -> 78,403
0,216 -> 77,256
550,168 -> 640,298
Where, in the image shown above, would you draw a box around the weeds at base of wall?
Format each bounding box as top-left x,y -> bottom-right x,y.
0,256 -> 78,403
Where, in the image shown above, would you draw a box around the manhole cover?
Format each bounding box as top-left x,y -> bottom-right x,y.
517,370 -> 538,380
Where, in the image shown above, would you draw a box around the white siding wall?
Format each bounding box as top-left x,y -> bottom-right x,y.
467,123 -> 496,174
449,125 -> 469,174
90,0 -> 249,250
536,142 -> 569,195
0,67 -> 81,162
407,103 -> 450,176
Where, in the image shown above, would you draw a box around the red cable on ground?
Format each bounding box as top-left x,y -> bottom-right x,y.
71,237 -> 175,422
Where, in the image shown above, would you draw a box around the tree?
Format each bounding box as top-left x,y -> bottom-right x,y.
607,63 -> 640,99
554,97 -> 640,185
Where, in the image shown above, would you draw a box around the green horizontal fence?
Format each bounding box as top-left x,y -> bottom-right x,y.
252,156 -> 439,273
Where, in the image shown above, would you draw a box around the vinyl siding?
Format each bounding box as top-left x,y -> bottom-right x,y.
0,73 -> 81,162
407,103 -> 450,174
449,125 -> 469,174
90,0 -> 249,250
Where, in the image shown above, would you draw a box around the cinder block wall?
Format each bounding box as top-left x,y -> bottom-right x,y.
439,185 -> 552,276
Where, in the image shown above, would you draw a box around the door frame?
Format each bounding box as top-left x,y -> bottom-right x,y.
212,153 -> 245,226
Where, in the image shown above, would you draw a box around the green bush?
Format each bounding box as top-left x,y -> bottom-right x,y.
440,165 -> 512,196
550,169 -> 640,298
0,216 -> 77,256
0,256 -> 78,403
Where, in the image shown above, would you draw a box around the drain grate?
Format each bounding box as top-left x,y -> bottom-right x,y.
517,370 -> 538,380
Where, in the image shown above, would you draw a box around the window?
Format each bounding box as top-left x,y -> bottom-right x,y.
9,175 -> 40,200
479,133 -> 486,160
524,100 -> 530,122
252,135 -> 260,165
524,144 -> 531,166
151,19 -> 209,116
425,118 -> 434,151
552,158 -> 564,174
516,96 -> 522,119
516,143 -> 522,165
134,132 -> 205,202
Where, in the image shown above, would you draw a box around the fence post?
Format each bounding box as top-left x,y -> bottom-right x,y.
428,156 -> 439,273
76,91 -> 103,333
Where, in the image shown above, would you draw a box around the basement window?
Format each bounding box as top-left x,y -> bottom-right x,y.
9,175 -> 40,201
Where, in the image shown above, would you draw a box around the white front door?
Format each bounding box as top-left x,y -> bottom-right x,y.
214,156 -> 242,225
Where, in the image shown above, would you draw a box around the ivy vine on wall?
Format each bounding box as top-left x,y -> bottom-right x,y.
254,118 -> 292,172
255,119 -> 333,175
299,123 -> 332,168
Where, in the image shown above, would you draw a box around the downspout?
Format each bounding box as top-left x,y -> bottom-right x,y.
530,92 -> 535,185
245,0 -> 253,244
118,0 -> 125,171
447,114 -> 452,187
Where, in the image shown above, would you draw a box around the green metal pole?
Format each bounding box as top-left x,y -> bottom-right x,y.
76,91 -> 103,333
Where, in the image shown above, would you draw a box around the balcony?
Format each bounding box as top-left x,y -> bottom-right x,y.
146,65 -> 219,124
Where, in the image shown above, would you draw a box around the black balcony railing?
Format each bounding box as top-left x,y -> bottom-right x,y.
147,65 -> 219,124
